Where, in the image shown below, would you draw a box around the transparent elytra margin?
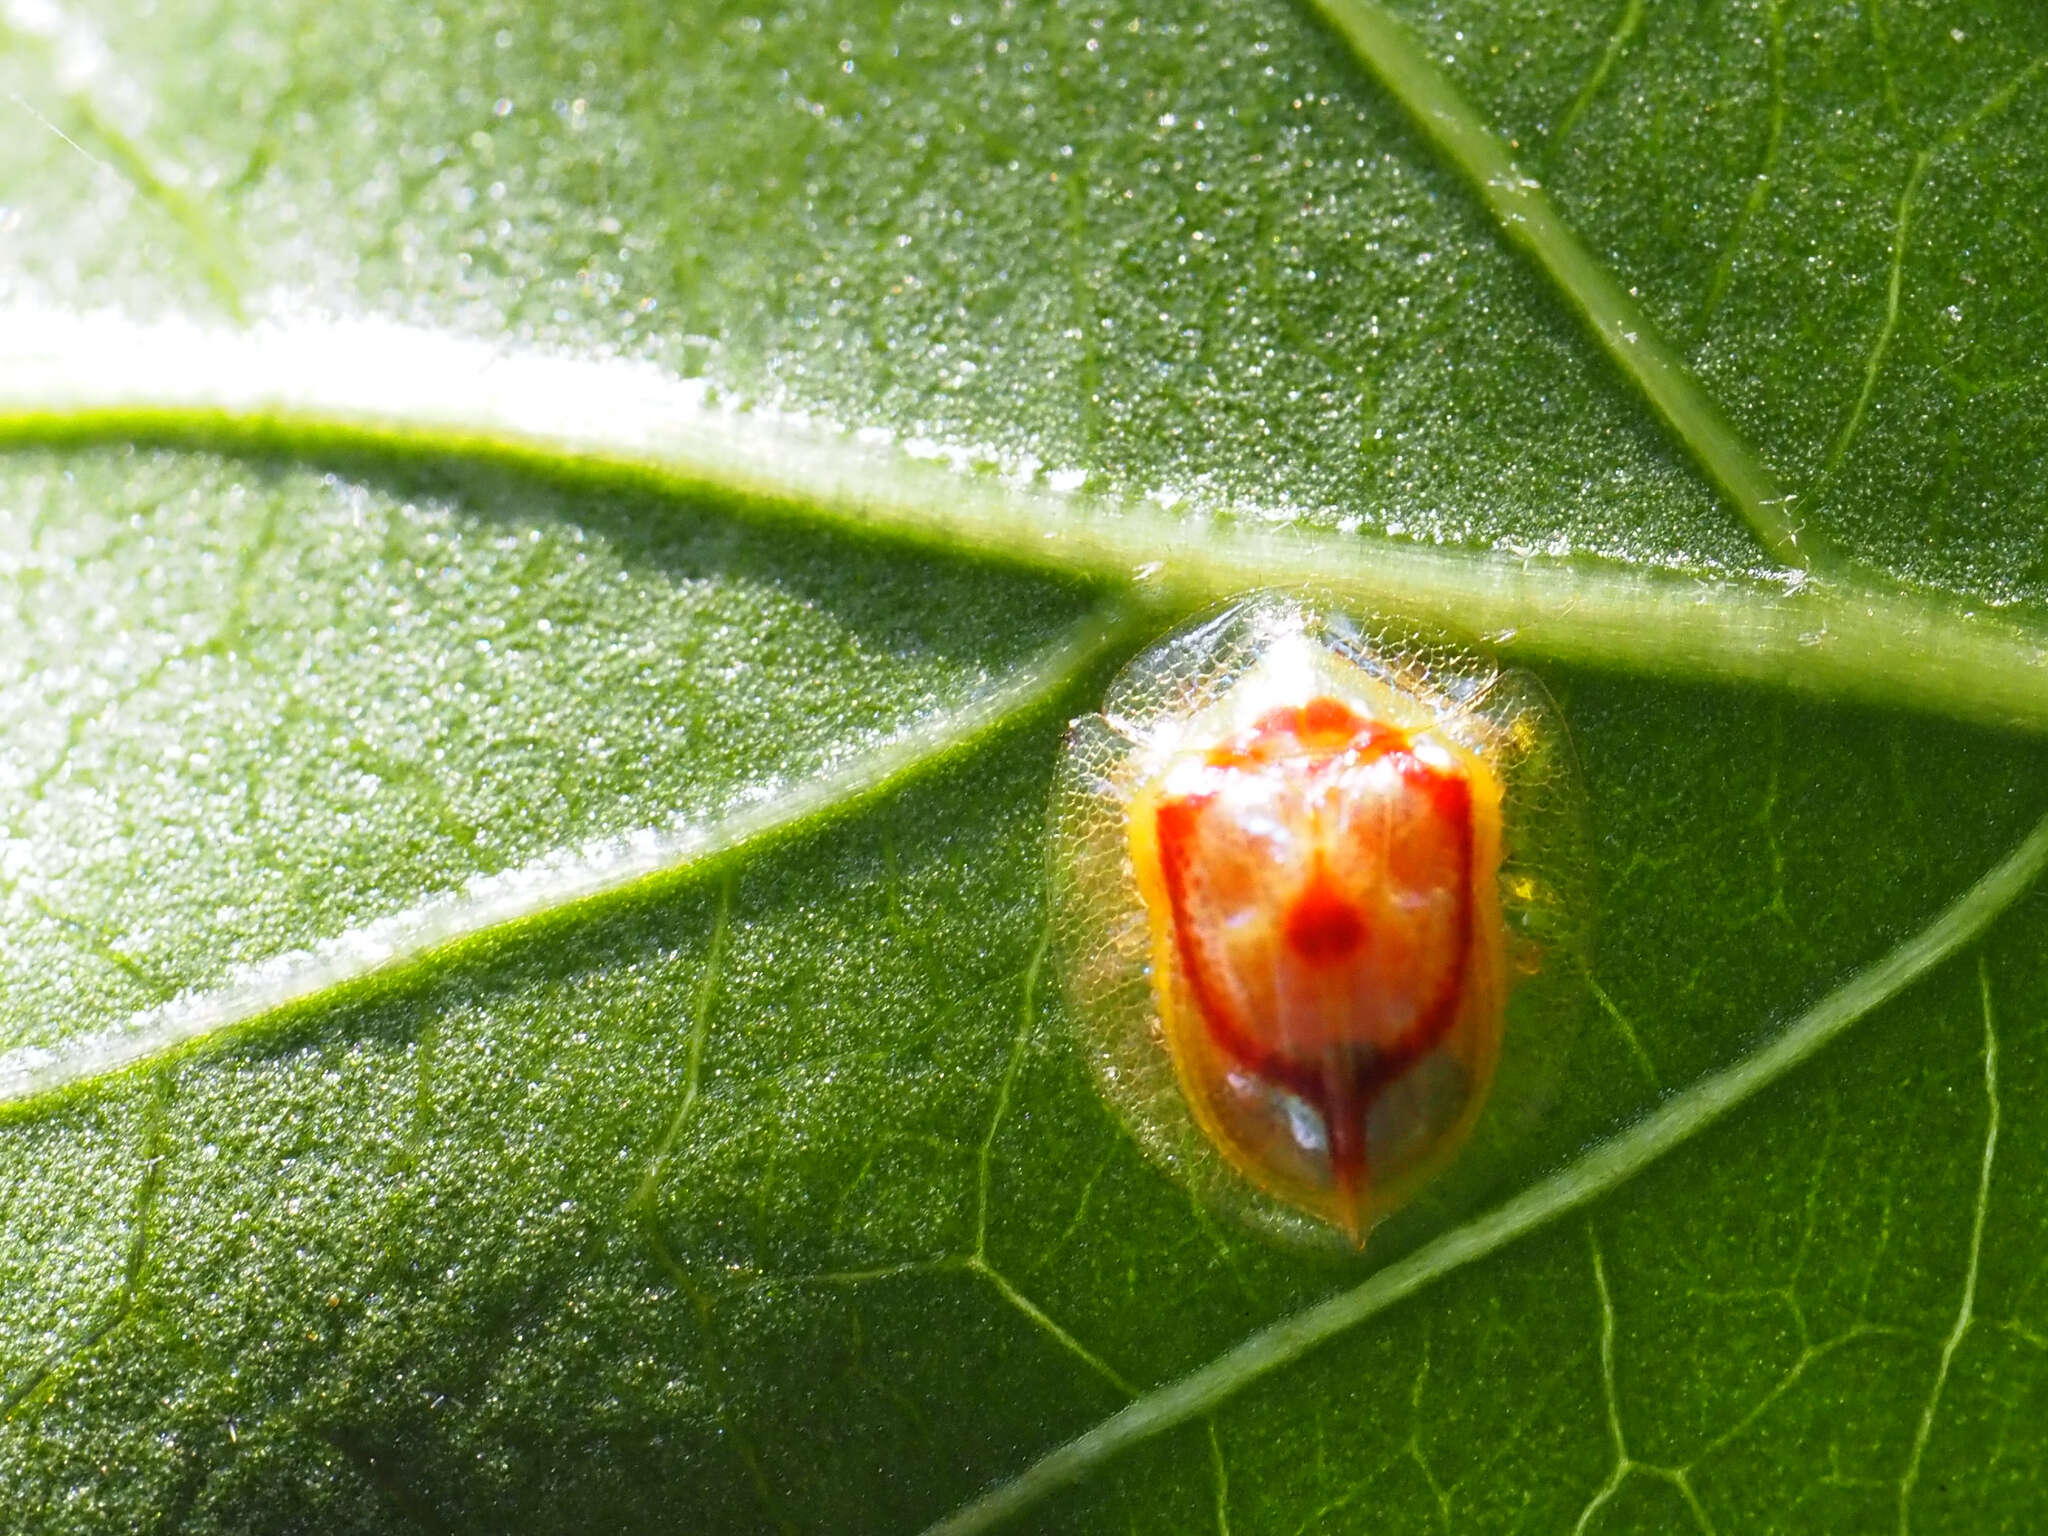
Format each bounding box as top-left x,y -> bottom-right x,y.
1049,593 -> 1592,1250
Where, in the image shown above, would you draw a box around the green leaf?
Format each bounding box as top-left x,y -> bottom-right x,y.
4,0 -> 2048,1532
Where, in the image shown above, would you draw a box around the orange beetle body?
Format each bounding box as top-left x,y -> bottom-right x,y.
1051,596 -> 1584,1248
1130,692 -> 1506,1243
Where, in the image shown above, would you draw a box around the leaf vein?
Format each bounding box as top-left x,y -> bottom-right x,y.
1698,0 -> 1787,329
628,882 -> 735,1213
0,607 -> 1129,1115
1816,52 -> 2048,503
1299,0 -> 1817,568
1571,1226 -> 1630,1536
1818,148 -> 1931,494
1548,0 -> 1644,154
0,2 -> 245,316
11,313 -> 2048,731
1895,955 -> 2000,1535
1,1070 -> 170,1422
917,809 -> 2048,1536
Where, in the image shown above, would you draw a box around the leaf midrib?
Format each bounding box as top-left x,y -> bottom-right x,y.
7,311 -> 2048,734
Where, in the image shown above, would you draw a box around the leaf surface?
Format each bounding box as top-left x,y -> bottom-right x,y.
4,1 -> 2048,1532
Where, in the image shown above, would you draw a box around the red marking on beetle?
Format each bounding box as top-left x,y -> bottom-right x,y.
1151,703 -> 1480,1240
1208,696 -> 1406,769
1283,863 -> 1368,966
1392,748 -> 1475,832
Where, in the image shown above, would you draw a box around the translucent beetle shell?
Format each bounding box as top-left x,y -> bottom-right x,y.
1050,594 -> 1589,1248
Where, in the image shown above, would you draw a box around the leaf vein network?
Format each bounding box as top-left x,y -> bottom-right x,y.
919,810 -> 2048,1536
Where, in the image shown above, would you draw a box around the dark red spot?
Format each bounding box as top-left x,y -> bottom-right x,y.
1282,867 -> 1367,966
